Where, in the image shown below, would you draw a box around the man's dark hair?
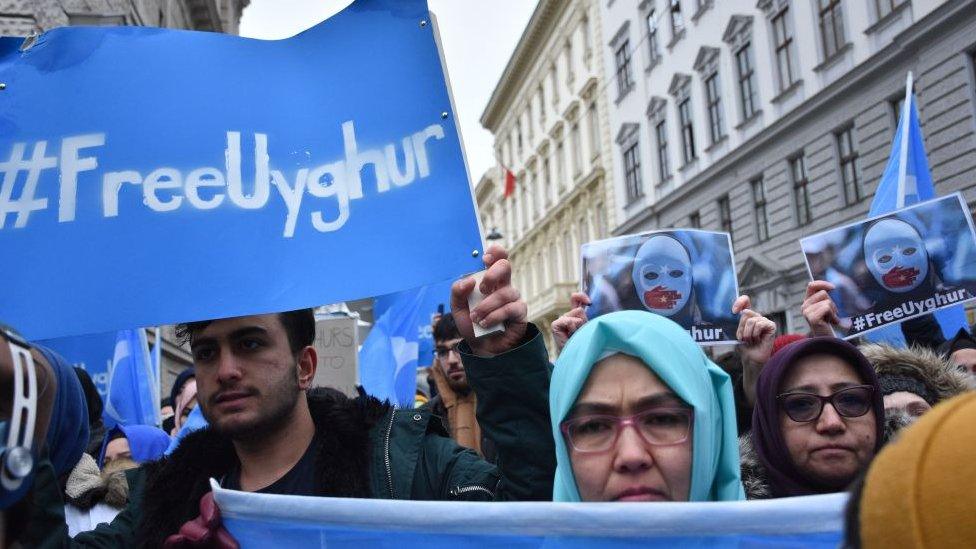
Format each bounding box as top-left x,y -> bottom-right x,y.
175,308 -> 316,355
433,313 -> 460,342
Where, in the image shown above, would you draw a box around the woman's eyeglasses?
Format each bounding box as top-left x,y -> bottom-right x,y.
777,385 -> 875,423
560,408 -> 692,453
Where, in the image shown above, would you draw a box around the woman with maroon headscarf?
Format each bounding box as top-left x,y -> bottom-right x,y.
738,337 -> 885,499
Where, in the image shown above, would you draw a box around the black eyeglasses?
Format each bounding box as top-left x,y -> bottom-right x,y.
777,385 -> 875,423
560,408 -> 692,453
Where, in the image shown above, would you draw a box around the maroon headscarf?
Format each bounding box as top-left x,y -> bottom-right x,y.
750,337 -> 885,497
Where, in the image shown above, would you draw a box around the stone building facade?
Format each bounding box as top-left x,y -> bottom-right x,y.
479,0 -> 617,355
599,0 -> 976,333
2,0 -> 249,393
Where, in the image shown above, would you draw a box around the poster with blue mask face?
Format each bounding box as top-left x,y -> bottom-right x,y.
580,229 -> 739,345
800,193 -> 976,339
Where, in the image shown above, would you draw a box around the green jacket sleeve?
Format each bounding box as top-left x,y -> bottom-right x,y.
20,458 -> 142,548
449,323 -> 556,501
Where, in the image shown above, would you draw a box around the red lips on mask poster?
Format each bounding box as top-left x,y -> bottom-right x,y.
644,285 -> 682,309
882,265 -> 919,288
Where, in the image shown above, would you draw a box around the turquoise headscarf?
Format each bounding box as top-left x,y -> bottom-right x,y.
550,310 -> 745,502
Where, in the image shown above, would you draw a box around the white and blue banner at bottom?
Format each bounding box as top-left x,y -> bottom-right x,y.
211,481 -> 846,548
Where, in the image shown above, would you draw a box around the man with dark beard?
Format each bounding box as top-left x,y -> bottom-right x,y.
15,245 -> 555,546
426,313 -> 497,461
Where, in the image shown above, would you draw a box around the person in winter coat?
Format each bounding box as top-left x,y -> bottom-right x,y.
844,392 -> 976,548
15,244 -> 556,547
425,313 -> 496,461
740,337 -> 884,499
860,343 -> 973,437
550,310 -> 744,502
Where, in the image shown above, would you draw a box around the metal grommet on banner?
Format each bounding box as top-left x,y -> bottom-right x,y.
471,250 -> 480,258
0,83 -> 6,91
441,111 -> 449,119
412,414 -> 422,421
419,20 -> 427,28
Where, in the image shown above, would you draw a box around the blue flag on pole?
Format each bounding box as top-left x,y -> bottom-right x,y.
104,329 -> 159,428
360,283 -> 449,407
865,73 -> 969,345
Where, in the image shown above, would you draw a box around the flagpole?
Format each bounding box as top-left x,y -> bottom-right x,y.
895,72 -> 913,209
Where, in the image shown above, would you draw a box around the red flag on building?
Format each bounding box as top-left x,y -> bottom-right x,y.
504,168 -> 516,198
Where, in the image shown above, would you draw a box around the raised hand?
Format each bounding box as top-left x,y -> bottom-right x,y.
451,244 -> 528,357
552,292 -> 590,352
801,280 -> 840,337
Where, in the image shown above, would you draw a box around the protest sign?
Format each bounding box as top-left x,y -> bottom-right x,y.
213,482 -> 845,548
581,230 -> 739,345
801,193 -> 976,339
312,314 -> 359,397
0,0 -> 483,341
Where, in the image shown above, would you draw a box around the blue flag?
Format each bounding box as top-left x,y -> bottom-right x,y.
0,0 -> 483,341
360,283 -> 448,407
214,487 -> 847,548
104,329 -> 159,428
865,74 -> 969,345
374,278 -> 454,370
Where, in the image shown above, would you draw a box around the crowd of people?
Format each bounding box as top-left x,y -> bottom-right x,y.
1,243 -> 974,547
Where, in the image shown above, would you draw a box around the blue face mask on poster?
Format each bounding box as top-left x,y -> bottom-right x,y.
632,235 -> 693,316
0,328 -> 38,509
863,218 -> 929,294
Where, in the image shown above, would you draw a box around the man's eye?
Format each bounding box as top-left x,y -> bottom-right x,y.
193,348 -> 216,362
669,270 -> 684,278
644,272 -> 659,280
903,247 -> 916,256
240,339 -> 263,351
878,254 -> 892,263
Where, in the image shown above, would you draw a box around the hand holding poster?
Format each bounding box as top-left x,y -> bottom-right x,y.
800,193 -> 976,339
581,230 -> 739,345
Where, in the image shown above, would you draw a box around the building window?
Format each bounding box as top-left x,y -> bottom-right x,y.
542,157 -> 553,207
526,104 -> 534,141
594,204 -> 607,239
615,41 -> 634,98
752,177 -> 769,242
555,139 -> 566,193
689,211 -> 701,228
538,86 -> 546,127
655,119 -> 671,182
646,9 -> 660,64
570,120 -> 582,177
875,0 -> 904,19
670,0 -> 685,40
516,122 -> 523,156
718,195 -> 733,240
836,125 -> 862,204
678,98 -> 697,164
790,154 -> 811,226
623,141 -> 643,202
771,7 -> 798,91
818,0 -> 846,60
704,72 -> 725,143
587,101 -> 600,161
735,43 -> 759,120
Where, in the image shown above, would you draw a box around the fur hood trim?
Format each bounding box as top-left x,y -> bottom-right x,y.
738,435 -> 772,500
859,343 -> 973,404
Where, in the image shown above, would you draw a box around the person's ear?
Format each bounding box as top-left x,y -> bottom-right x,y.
297,346 -> 317,389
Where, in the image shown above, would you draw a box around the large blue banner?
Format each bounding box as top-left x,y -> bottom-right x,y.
35,331 -> 116,399
212,484 -> 846,548
0,0 -> 482,340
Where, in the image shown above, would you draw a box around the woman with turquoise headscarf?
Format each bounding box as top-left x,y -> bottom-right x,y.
551,310 -> 745,502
